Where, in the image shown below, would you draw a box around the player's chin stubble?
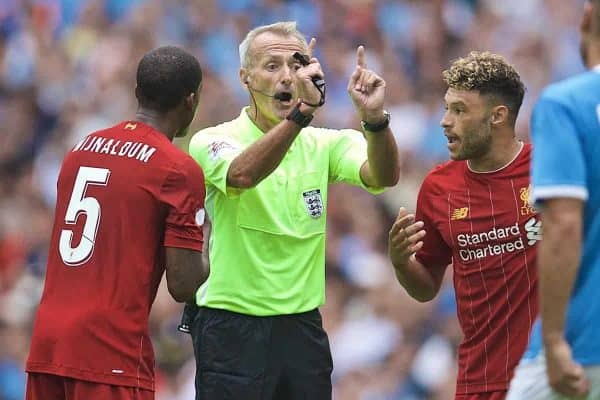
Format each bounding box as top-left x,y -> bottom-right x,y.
454,124 -> 493,161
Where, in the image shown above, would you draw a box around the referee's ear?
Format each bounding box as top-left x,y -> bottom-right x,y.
240,69 -> 250,87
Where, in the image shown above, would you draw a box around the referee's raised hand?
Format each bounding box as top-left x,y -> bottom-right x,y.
296,38 -> 324,108
388,207 -> 426,268
348,45 -> 386,125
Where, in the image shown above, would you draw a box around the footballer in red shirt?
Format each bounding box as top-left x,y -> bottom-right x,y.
26,46 -> 208,400
389,52 -> 539,399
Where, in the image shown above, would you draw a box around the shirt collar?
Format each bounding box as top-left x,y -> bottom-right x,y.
239,107 -> 267,139
593,65 -> 600,73
467,141 -> 524,175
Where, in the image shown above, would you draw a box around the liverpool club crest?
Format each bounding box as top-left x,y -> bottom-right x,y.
519,185 -> 536,216
302,189 -> 323,218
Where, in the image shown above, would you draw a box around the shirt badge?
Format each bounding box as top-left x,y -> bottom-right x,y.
208,141 -> 237,161
520,185 -> 536,216
195,208 -> 205,226
302,189 -> 323,218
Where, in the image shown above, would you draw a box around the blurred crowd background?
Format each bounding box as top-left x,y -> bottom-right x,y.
0,0 -> 586,399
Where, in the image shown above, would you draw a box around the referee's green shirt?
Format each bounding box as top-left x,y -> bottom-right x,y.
189,108 -> 383,316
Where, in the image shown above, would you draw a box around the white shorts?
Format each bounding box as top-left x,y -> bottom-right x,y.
507,355 -> 600,400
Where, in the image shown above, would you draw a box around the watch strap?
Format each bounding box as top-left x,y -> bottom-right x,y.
286,104 -> 314,128
361,111 -> 391,132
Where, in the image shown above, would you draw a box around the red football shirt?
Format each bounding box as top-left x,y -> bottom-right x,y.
26,121 -> 205,391
416,144 -> 539,394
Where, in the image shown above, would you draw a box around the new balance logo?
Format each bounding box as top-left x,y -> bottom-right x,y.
524,217 -> 542,245
451,207 -> 469,220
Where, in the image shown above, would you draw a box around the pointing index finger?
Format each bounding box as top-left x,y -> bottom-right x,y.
307,37 -> 317,57
356,45 -> 367,68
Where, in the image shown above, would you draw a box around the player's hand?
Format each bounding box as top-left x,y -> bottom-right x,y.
296,38 -> 323,111
545,337 -> 590,398
348,46 -> 386,125
388,207 -> 426,268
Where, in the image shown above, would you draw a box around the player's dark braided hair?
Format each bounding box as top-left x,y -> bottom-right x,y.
136,46 -> 202,113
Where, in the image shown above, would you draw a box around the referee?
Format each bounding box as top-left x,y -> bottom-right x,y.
187,21 -> 399,400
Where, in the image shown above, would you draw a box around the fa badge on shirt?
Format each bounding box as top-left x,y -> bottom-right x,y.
302,189 -> 323,218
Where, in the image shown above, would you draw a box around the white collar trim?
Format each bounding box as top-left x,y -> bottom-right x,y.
467,141 -> 524,174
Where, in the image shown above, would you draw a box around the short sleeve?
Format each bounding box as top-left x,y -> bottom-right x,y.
415,177 -> 452,268
189,129 -> 243,197
530,95 -> 588,204
160,156 -> 206,251
327,128 -> 384,194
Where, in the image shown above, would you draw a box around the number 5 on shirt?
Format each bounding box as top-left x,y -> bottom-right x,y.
59,166 -> 111,266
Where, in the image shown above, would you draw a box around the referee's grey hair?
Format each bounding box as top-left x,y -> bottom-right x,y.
239,21 -> 308,68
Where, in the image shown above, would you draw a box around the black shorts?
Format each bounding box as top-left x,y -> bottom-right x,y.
191,306 -> 333,400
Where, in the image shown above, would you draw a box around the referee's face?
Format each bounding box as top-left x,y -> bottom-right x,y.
243,32 -> 306,130
441,88 -> 493,161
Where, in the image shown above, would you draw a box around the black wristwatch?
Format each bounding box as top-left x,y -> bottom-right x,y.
286,103 -> 314,128
361,110 -> 391,132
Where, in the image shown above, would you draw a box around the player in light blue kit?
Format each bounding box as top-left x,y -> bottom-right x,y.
507,1 -> 600,399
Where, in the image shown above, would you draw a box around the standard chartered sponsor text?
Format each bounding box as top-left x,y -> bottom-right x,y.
457,223 -> 524,262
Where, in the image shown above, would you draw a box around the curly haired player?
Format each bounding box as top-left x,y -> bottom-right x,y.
389,51 -> 540,400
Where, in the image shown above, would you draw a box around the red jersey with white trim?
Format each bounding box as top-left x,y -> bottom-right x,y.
26,121 -> 205,391
415,143 -> 539,395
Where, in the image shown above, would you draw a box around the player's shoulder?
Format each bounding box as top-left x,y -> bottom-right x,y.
158,150 -> 205,196
522,142 -> 533,159
540,70 -> 600,105
76,123 -> 120,143
421,160 -> 464,194
137,131 -> 203,182
425,160 -> 463,182
167,147 -> 204,179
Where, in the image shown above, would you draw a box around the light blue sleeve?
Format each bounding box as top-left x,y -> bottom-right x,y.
530,94 -> 588,204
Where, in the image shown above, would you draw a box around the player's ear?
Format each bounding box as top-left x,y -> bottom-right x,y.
134,85 -> 140,101
491,105 -> 509,126
581,1 -> 593,36
184,91 -> 197,110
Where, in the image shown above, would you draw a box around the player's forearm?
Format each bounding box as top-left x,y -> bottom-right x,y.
540,199 -> 583,345
362,127 -> 400,187
166,248 -> 209,303
392,255 -> 441,302
227,118 -> 307,189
